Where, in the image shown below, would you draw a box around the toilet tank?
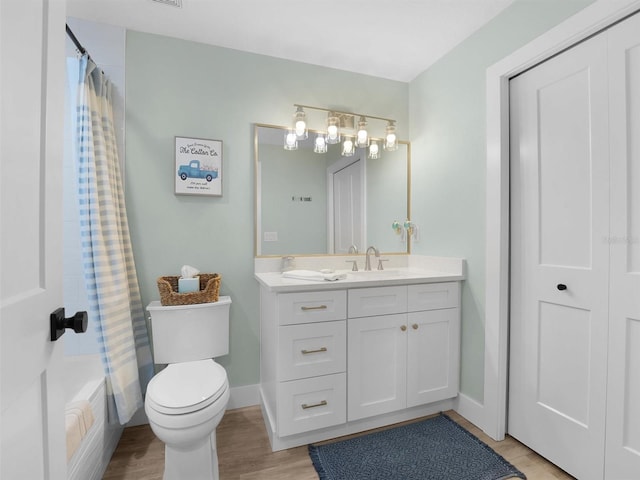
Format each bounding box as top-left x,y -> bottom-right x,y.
146,296 -> 231,364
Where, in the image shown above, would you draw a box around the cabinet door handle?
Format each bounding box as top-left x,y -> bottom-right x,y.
301,347 -> 328,355
301,305 -> 327,311
400,325 -> 407,331
412,323 -> 419,330
301,400 -> 328,410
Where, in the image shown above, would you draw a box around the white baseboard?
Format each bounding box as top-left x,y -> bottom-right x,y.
453,393 -> 485,432
227,383 -> 260,410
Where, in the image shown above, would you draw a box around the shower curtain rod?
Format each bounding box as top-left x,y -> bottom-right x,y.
66,24 -> 93,62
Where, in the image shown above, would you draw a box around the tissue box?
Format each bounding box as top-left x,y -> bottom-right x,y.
178,277 -> 200,293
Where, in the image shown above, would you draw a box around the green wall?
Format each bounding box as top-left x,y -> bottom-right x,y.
125,0 -> 595,400
125,32 -> 408,387
408,0 -> 594,402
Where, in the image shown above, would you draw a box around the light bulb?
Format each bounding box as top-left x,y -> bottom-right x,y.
293,106 -> 308,139
284,131 -> 298,150
369,140 -> 380,159
385,133 -> 396,147
295,120 -> 306,137
327,114 -> 340,144
342,138 -> 354,156
356,116 -> 368,147
384,121 -> 398,151
314,134 -> 327,153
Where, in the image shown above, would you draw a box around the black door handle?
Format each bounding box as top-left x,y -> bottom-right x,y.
50,308 -> 88,341
557,284 -> 567,291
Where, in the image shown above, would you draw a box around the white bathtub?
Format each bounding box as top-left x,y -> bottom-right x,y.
63,354 -> 123,480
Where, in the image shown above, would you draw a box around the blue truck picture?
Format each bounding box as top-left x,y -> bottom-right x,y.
177,160 -> 218,182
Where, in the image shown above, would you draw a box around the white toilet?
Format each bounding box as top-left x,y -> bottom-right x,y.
145,297 -> 232,480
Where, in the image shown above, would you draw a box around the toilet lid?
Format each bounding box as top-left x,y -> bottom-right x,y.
147,359 -> 227,414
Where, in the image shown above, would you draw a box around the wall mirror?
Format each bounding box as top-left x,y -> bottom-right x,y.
254,123 -> 411,257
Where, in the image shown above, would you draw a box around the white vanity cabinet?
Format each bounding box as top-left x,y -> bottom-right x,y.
257,267 -> 463,451
260,289 -> 348,439
347,283 -> 460,421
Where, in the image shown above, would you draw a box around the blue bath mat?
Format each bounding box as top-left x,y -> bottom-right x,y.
308,414 -> 526,480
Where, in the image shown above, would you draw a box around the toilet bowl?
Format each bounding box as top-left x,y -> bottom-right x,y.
145,297 -> 232,480
145,359 -> 229,480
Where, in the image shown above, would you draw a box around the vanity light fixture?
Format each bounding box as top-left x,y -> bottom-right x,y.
356,116 -> 369,148
285,104 -> 398,159
284,129 -> 298,150
314,133 -> 328,154
293,106 -> 308,140
342,136 -> 355,157
368,140 -> 380,159
384,121 -> 398,151
326,113 -> 341,144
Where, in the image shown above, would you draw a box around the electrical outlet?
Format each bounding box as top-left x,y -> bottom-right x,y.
264,232 -> 278,242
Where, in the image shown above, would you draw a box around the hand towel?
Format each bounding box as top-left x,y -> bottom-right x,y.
282,270 -> 347,282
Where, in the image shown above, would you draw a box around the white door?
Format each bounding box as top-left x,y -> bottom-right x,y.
509,33 -> 610,480
347,314 -> 407,421
332,158 -> 364,254
605,13 -> 640,478
1,1 -> 67,479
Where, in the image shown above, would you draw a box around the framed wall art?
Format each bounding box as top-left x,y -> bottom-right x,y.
175,136 -> 223,196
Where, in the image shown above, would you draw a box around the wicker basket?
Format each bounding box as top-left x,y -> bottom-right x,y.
157,273 -> 221,306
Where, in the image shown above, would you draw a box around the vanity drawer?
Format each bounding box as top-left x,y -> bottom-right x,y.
277,373 -> 346,437
278,321 -> 346,381
408,282 -> 459,312
278,290 -> 347,325
348,286 -> 407,318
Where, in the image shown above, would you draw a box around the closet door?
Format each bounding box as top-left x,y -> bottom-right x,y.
605,13 -> 640,478
509,33 -> 610,480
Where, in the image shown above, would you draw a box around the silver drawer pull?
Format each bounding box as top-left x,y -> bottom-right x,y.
301,400 -> 328,410
301,347 -> 328,355
301,305 -> 327,311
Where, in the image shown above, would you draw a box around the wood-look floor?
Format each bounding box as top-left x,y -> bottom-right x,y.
103,406 -> 574,480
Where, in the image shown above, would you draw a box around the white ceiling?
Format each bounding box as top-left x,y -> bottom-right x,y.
66,0 -> 515,82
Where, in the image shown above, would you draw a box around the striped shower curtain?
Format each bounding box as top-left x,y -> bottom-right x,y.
72,55 -> 153,424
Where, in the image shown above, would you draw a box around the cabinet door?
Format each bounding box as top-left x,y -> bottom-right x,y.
407,308 -> 460,408
348,314 -> 407,421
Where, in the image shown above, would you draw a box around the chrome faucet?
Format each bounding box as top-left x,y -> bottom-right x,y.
364,246 -> 379,271
348,244 -> 358,254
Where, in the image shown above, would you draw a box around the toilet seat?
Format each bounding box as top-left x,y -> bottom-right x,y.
146,359 -> 228,415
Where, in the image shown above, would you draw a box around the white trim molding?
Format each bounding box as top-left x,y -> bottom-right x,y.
484,0 -> 640,441
227,383 -> 261,410
454,393 -> 485,431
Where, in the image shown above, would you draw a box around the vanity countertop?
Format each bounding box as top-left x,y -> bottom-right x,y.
255,267 -> 465,293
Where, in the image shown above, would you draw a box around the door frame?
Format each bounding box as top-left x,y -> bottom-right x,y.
483,0 -> 640,441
